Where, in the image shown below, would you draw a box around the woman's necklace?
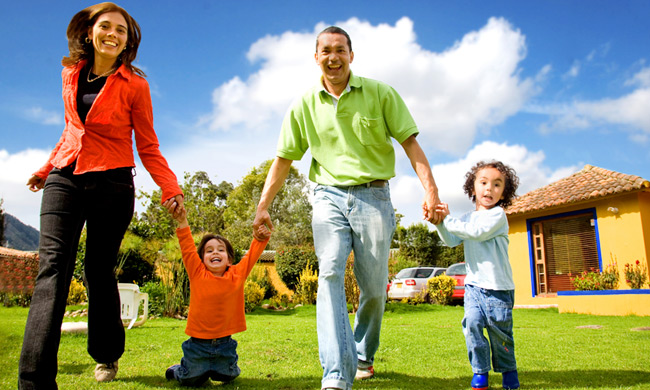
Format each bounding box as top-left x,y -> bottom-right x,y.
87,66 -> 115,83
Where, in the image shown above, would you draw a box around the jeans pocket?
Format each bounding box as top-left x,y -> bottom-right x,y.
370,185 -> 391,201
486,294 -> 513,327
102,168 -> 134,193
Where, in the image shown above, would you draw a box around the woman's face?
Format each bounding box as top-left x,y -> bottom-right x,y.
88,11 -> 128,64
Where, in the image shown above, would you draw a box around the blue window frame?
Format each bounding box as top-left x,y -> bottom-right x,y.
526,208 -> 602,297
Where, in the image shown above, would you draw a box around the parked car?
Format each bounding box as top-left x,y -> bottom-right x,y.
446,262 -> 467,302
387,267 -> 447,300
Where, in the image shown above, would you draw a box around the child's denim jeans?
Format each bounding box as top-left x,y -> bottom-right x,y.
170,336 -> 240,386
462,284 -> 517,374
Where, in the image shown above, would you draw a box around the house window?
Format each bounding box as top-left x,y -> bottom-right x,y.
530,210 -> 601,295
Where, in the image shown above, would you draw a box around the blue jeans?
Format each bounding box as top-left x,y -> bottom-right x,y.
463,284 -> 517,374
169,336 -> 240,386
312,184 -> 395,390
18,166 -> 135,390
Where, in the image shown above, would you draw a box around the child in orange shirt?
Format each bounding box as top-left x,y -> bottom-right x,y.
163,198 -> 270,386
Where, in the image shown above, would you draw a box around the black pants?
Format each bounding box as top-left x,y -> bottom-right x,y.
18,166 -> 135,390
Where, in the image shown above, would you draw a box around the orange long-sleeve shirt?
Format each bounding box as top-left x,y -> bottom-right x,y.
34,60 -> 182,202
177,226 -> 270,339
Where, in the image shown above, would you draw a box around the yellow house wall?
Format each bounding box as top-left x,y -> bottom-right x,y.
558,292 -> 650,316
639,192 -> 650,272
595,193 -> 648,289
508,192 -> 650,308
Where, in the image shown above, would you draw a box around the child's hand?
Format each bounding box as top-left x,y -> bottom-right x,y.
435,202 -> 450,222
255,224 -> 272,241
163,197 -> 188,226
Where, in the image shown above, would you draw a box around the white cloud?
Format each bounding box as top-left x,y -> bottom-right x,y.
538,67 -> 650,136
201,16 -> 537,156
390,141 -> 580,226
0,148 -> 51,229
22,106 -> 62,126
564,60 -> 581,79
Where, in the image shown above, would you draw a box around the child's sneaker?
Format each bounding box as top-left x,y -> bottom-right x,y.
165,365 -> 179,381
471,373 -> 488,390
502,370 -> 520,389
94,361 -> 118,382
355,365 -> 374,380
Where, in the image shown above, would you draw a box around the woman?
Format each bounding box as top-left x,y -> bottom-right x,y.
18,3 -> 184,388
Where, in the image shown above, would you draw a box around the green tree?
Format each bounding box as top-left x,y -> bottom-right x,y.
437,243 -> 464,268
134,171 -> 233,238
223,160 -> 312,250
394,223 -> 444,266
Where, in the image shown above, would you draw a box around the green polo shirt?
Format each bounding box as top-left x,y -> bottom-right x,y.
277,73 -> 419,186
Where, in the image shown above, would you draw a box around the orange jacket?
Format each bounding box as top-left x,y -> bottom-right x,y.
177,226 -> 269,339
34,60 -> 182,202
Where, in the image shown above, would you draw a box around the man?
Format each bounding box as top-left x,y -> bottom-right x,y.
253,26 -> 441,390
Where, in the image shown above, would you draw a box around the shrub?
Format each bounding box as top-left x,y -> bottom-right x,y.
244,280 -> 265,312
295,265 -> 318,305
388,251 -> 418,280
249,265 -> 277,299
624,260 -> 648,289
67,278 -> 87,305
269,293 -> 292,309
600,258 -> 620,290
569,258 -> 622,291
153,238 -> 190,317
344,254 -> 359,312
0,291 -> 32,307
427,275 -> 456,305
141,280 -> 167,317
275,246 -> 317,291
401,289 -> 429,305
570,269 -> 605,291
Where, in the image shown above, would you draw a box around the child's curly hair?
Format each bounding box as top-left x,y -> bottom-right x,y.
463,160 -> 520,209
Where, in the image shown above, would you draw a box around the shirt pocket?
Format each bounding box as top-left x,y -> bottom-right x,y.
352,114 -> 388,146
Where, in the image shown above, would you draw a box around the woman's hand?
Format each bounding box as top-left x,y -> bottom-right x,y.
163,195 -> 188,228
27,175 -> 45,192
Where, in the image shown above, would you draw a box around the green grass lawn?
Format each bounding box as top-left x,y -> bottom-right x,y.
1,304 -> 649,389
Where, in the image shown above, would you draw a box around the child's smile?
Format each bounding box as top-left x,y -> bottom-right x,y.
202,239 -> 232,277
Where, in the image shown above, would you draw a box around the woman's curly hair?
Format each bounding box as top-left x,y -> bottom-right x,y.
463,160 -> 519,209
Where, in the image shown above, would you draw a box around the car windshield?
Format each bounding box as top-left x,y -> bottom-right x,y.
395,268 -> 433,279
446,263 -> 466,276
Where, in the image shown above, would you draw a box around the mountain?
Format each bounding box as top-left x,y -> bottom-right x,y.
3,213 -> 39,251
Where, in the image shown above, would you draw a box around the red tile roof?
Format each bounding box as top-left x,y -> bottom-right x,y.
507,165 -> 650,215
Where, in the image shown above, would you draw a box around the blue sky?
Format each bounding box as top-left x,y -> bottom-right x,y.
1,0 -> 649,231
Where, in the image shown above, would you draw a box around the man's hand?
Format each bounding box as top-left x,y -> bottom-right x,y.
253,209 -> 274,241
422,190 -> 443,224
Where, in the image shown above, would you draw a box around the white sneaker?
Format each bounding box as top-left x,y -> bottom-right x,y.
94,361 -> 118,382
355,365 -> 374,380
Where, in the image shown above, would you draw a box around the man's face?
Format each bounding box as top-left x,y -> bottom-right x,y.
315,32 -> 354,94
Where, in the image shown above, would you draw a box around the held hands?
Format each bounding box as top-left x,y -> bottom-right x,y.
163,195 -> 188,228
27,175 -> 45,192
255,223 -> 272,241
435,202 -> 450,222
252,208 -> 274,241
422,190 -> 444,225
